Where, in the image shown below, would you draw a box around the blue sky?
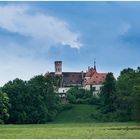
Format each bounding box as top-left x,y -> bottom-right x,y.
0,1 -> 140,85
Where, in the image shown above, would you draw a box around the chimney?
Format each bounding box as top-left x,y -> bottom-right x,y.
54,61 -> 62,75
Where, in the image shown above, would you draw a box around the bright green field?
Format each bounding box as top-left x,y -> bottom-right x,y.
0,104 -> 140,139
0,122 -> 140,139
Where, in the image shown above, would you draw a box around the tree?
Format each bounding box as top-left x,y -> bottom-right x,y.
2,75 -> 61,124
99,72 -> 117,113
0,91 -> 10,124
2,78 -> 27,123
67,87 -> 92,104
132,86 -> 140,121
131,68 -> 140,121
27,75 -> 61,122
116,68 -> 136,121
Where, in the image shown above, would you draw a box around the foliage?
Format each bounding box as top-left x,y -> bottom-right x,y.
0,91 -> 10,124
2,75 -> 61,124
115,67 -> 140,121
66,87 -> 93,104
1,66 -> 140,124
99,72 -> 117,114
97,68 -> 140,122
61,104 -> 74,111
132,86 -> 140,121
2,78 -> 27,123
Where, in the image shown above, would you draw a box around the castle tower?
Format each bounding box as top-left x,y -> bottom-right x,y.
55,61 -> 62,75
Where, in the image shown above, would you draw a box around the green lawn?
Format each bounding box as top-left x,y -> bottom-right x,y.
0,122 -> 140,138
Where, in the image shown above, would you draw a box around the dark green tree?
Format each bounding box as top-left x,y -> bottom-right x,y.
99,72 -> 117,113
2,78 -> 27,123
132,86 -> 140,121
2,75 -> 61,124
0,91 -> 10,124
116,68 -> 136,121
27,75 -> 61,122
67,87 -> 92,104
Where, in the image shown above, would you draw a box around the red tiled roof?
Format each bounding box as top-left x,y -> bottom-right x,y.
85,67 -> 96,77
84,67 -> 107,85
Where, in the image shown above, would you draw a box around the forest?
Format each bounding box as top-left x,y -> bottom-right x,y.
0,67 -> 140,124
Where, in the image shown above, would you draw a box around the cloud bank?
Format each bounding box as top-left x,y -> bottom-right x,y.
0,4 -> 81,49
0,4 -> 82,86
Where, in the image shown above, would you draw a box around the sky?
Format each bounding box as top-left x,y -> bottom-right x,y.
0,1 -> 140,86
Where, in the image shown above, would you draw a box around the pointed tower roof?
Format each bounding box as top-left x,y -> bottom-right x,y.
94,58 -> 96,72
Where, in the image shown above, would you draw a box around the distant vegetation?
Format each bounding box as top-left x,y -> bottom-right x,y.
1,75 -> 62,124
0,67 -> 140,124
66,87 -> 99,104
66,68 -> 140,122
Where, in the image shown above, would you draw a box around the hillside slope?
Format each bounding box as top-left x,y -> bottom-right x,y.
54,104 -> 97,123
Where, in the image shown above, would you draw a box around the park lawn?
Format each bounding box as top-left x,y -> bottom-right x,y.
0,122 -> 140,139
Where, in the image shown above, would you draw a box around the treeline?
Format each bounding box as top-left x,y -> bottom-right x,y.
0,67 -> 140,124
99,67 -> 140,122
0,75 -> 62,124
66,67 -> 140,122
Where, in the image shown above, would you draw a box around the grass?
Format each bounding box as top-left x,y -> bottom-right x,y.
0,104 -> 140,138
54,104 -> 97,123
0,122 -> 140,138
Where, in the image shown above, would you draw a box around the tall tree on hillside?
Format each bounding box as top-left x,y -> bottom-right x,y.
131,67 -> 140,121
116,68 -> 136,121
0,91 -> 10,124
45,75 -> 61,121
132,86 -> 140,121
26,75 -> 48,123
2,79 -> 27,124
99,72 -> 117,113
27,75 -> 61,122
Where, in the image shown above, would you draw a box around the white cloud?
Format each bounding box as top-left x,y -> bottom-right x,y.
0,4 -> 81,49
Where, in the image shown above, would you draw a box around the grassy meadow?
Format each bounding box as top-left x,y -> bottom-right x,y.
0,104 -> 140,139
0,122 -> 140,139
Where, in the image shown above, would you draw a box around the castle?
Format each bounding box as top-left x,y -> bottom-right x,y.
45,61 -> 107,97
